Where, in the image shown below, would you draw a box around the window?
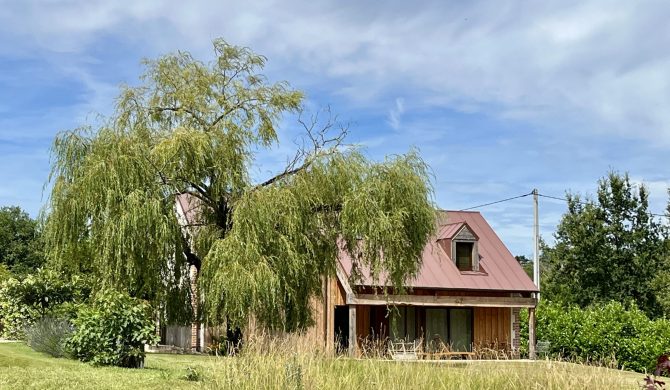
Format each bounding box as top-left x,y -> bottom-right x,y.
425,307 -> 473,352
455,241 -> 474,271
390,306 -> 416,341
425,308 -> 448,351
449,308 -> 473,352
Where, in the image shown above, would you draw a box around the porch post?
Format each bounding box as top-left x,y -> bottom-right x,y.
348,305 -> 357,357
528,307 -> 536,360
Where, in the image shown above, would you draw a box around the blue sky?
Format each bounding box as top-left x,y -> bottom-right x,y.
0,0 -> 669,256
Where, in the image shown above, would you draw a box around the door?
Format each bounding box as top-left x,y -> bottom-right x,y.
425,308 -> 448,351
334,305 -> 349,353
449,308 -> 473,352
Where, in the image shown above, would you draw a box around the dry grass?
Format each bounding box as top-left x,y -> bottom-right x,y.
0,336 -> 653,389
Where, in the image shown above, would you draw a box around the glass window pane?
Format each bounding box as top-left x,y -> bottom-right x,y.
449,308 -> 472,352
456,242 -> 473,271
406,307 -> 416,340
390,307 -> 406,341
425,308 -> 448,351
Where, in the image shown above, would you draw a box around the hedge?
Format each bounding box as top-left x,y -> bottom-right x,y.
521,301 -> 670,373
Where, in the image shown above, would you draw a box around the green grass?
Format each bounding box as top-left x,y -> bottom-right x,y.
0,342 -> 652,389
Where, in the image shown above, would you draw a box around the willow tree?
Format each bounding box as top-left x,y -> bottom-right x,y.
44,39 -> 435,337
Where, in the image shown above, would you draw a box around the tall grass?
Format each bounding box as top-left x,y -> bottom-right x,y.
0,335 -> 647,389
198,332 -> 641,389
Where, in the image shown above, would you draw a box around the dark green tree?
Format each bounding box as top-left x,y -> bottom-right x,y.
43,39 -> 435,331
0,206 -> 43,276
542,172 -> 668,317
514,255 -> 533,279
649,190 -> 670,317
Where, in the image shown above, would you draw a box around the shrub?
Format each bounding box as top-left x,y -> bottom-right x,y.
25,316 -> 73,358
0,269 -> 87,339
183,366 -> 201,382
521,301 -> 670,373
0,264 -> 12,283
67,290 -> 159,368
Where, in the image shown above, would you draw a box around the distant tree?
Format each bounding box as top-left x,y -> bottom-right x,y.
649,190 -> 670,317
43,39 -> 435,332
541,172 -> 668,317
0,206 -> 43,276
515,255 -> 533,279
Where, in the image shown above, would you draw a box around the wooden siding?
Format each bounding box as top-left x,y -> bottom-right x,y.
356,305 -> 371,339
333,277 -> 346,306
473,307 -> 510,347
304,276 -> 347,351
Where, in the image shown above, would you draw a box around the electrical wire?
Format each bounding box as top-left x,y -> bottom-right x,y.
459,191 -> 667,219
459,191 -> 534,211
537,192 -> 668,218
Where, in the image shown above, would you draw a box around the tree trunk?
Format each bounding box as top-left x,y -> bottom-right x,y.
189,264 -> 201,353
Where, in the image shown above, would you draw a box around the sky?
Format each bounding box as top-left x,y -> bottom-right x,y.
0,0 -> 668,257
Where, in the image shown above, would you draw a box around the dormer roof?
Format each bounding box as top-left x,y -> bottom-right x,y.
437,222 -> 479,241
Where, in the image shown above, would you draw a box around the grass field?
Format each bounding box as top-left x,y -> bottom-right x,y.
0,342 -> 651,389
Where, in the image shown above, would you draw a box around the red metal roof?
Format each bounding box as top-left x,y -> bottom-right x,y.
176,193 -> 203,226
339,210 -> 538,292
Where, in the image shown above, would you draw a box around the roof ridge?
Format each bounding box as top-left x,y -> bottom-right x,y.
437,209 -> 482,214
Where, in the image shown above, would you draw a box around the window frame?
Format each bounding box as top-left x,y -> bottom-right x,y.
452,239 -> 479,272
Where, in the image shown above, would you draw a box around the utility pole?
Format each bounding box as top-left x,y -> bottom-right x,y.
529,188 -> 540,360
533,188 -> 540,300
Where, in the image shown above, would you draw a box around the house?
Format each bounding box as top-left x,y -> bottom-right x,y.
304,210 -> 538,358
163,195 -> 538,358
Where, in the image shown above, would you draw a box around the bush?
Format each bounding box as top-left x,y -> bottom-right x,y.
66,290 -> 159,368
25,316 -> 73,358
0,269 -> 88,339
0,264 -> 12,283
521,301 -> 670,372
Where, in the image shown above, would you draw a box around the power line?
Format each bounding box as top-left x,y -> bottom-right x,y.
537,192 -> 668,218
459,190 -> 667,219
460,191 -> 534,211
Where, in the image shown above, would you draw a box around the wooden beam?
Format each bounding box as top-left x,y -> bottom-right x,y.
351,294 -> 537,308
528,307 -> 536,360
325,276 -> 333,353
348,305 -> 357,357
335,263 -> 356,304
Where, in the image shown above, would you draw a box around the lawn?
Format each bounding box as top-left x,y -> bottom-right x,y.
0,342 -> 650,389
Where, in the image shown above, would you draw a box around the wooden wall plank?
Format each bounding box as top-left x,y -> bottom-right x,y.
473,307 -> 514,349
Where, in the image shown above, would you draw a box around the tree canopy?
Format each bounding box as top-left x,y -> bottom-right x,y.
44,39 -> 435,330
0,206 -> 43,276
541,172 -> 669,317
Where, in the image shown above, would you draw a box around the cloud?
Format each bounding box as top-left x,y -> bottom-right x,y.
2,0 -> 670,255
2,1 -> 670,145
387,98 -> 405,130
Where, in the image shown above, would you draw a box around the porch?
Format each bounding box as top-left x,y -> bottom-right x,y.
334,303 -> 531,359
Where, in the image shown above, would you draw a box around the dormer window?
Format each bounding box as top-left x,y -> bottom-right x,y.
455,241 -> 474,271
449,223 -> 479,272
437,221 -> 481,273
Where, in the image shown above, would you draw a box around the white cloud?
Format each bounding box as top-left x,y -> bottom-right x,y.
3,1 -> 670,144
387,98 -> 405,130
2,0 -> 670,253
